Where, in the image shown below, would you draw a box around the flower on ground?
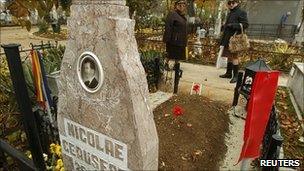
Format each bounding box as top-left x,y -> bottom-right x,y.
55,164 -> 61,171
50,143 -> 62,157
25,151 -> 32,159
54,159 -> 64,171
54,145 -> 62,157
47,143 -> 64,171
57,159 -> 64,167
50,143 -> 56,154
43,153 -> 48,161
173,105 -> 184,117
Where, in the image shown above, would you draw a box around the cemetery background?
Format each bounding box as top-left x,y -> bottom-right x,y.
0,0 -> 304,170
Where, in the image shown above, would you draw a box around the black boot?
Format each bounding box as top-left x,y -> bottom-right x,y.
230,64 -> 239,83
219,62 -> 233,78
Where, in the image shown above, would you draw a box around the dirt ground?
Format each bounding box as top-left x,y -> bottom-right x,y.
153,94 -> 230,170
0,26 -> 67,54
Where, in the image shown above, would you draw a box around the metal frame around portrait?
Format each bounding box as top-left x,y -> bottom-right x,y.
77,51 -> 104,93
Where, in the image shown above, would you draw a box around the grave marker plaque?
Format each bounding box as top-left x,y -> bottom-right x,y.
57,0 -> 159,170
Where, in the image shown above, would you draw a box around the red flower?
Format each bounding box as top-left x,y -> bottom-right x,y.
193,84 -> 200,93
173,105 -> 184,117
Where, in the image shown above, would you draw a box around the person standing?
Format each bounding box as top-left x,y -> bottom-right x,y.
219,0 -> 248,83
278,11 -> 291,38
163,0 -> 188,70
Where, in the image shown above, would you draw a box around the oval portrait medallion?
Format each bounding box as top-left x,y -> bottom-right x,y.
77,52 -> 104,93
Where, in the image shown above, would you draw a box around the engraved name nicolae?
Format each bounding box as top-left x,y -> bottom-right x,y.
60,118 -> 128,170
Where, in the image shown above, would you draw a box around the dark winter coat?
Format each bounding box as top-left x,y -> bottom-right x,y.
85,77 -> 98,89
220,6 -> 249,47
163,10 -> 188,47
163,10 -> 188,60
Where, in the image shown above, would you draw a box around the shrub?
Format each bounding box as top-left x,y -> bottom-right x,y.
38,19 -> 50,33
42,45 -> 65,74
140,50 -> 165,92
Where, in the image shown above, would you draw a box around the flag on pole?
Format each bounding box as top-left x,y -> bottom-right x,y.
37,51 -> 54,108
238,71 -> 279,163
30,50 -> 45,108
37,51 -> 54,123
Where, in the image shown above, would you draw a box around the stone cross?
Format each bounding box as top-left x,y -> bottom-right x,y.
57,0 -> 159,170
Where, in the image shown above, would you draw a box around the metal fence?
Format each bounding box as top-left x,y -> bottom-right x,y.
0,43 -> 60,170
136,35 -> 304,73
0,108 -> 57,170
261,106 -> 280,159
260,106 -> 283,171
246,24 -> 298,42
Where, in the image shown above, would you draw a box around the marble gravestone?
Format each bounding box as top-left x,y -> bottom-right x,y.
57,0 -> 159,170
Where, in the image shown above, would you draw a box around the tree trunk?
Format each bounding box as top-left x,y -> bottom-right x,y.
187,0 -> 195,17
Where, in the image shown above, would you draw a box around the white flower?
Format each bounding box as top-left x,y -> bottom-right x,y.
43,153 -> 48,161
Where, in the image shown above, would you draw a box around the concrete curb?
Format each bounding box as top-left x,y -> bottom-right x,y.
149,91 -> 173,110
288,89 -> 304,131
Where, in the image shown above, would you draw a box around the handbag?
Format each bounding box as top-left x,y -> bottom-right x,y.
229,23 -> 250,53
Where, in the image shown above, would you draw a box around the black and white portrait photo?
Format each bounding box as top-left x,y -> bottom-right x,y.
82,58 -> 98,89
77,52 -> 104,93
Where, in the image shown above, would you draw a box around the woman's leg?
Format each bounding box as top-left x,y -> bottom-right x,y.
230,55 -> 239,83
219,55 -> 233,78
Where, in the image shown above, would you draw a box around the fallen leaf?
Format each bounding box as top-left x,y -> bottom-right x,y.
281,120 -> 291,125
292,123 -> 298,127
194,150 -> 203,156
280,114 -> 287,120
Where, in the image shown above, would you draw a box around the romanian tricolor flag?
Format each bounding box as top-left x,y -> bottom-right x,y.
30,50 -> 45,108
37,51 -> 53,108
